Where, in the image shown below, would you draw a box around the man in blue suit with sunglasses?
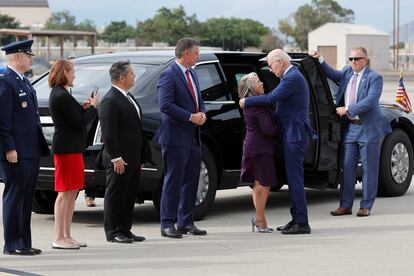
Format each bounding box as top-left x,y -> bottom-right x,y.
310,47 -> 391,217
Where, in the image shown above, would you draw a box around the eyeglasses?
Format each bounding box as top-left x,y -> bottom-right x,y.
348,57 -> 365,62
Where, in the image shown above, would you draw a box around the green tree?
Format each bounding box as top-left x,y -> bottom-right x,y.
260,31 -> 285,53
0,13 -> 21,45
278,0 -> 354,50
77,19 -> 96,32
45,11 -> 98,46
77,19 -> 97,46
200,18 -> 269,51
45,10 -> 76,30
101,21 -> 135,43
136,6 -> 200,46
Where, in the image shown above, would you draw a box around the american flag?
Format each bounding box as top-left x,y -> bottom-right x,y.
395,76 -> 412,113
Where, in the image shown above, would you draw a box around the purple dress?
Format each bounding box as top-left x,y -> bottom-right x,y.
241,106 -> 278,186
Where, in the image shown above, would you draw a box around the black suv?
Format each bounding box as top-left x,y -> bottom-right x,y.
32,51 -> 414,220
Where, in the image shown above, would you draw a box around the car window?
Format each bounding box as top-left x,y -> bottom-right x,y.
221,64 -> 257,101
34,63 -> 148,103
327,78 -> 339,104
0,60 -> 7,73
195,63 -> 228,101
194,63 -> 222,91
234,73 -> 246,85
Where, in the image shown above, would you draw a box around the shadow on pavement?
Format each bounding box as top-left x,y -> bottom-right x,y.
64,186 -> 363,226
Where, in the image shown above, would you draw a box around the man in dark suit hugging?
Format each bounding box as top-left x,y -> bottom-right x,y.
99,61 -> 151,243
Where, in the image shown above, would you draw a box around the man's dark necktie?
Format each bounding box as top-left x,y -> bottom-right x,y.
185,69 -> 199,112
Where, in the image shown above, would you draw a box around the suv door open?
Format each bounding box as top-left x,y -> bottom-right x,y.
297,56 -> 342,187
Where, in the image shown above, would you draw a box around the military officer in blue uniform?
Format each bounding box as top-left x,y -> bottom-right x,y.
0,40 -> 49,255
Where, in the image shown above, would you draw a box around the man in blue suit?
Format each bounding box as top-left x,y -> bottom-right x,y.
240,49 -> 317,234
0,40 -> 49,255
310,47 -> 391,217
155,38 -> 207,238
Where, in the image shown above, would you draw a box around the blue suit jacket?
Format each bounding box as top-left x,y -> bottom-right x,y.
0,68 -> 49,160
321,62 -> 392,142
245,66 -> 316,143
154,62 -> 206,147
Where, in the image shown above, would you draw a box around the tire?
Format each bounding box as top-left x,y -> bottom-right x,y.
152,144 -> 218,221
378,129 -> 413,197
194,145 -> 218,220
32,190 -> 57,214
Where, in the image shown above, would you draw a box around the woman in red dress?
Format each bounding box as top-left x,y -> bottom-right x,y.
239,73 -> 278,233
48,60 -> 98,249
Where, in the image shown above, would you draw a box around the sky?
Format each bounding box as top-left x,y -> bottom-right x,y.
47,0 -> 413,33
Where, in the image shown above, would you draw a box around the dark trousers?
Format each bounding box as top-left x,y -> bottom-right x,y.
1,159 -> 39,251
160,145 -> 201,229
283,140 -> 309,225
104,163 -> 140,240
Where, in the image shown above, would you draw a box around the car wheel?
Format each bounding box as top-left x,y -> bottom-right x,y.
152,145 -> 218,221
194,145 -> 218,220
32,190 -> 57,214
378,129 -> 413,197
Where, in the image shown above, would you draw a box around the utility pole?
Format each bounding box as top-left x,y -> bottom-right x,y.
396,0 -> 400,70
393,0 -> 396,69
393,0 -> 401,70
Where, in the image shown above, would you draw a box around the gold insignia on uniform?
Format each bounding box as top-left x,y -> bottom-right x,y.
22,101 -> 27,108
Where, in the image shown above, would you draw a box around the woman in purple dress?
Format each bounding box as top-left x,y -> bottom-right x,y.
239,72 -> 278,233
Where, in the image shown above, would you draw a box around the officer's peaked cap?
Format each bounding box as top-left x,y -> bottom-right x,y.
1,40 -> 35,56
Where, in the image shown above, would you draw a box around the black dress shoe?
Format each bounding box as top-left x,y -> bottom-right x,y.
281,224 -> 311,234
108,234 -> 133,243
28,247 -> 42,254
276,221 -> 294,231
177,225 -> 207,236
161,227 -> 182,238
4,248 -> 37,256
127,233 -> 146,242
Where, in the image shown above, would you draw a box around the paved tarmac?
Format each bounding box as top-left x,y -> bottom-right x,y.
0,181 -> 414,276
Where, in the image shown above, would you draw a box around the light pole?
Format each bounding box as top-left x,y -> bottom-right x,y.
393,0 -> 400,69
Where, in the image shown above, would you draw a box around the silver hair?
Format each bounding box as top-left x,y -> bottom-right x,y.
238,72 -> 259,98
266,49 -> 291,64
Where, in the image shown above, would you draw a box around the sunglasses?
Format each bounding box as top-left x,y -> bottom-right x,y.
348,57 -> 365,62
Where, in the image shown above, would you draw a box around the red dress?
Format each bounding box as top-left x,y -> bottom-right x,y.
54,153 -> 85,192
